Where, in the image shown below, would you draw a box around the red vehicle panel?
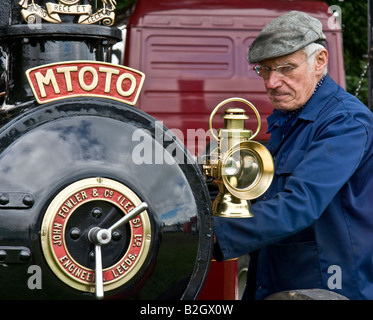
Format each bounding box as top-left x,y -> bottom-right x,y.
122,0 -> 345,299
124,0 -> 345,154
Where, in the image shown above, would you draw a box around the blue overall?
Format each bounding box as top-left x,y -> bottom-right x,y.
214,75 -> 373,299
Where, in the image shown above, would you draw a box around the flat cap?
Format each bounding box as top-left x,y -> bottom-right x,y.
248,11 -> 326,63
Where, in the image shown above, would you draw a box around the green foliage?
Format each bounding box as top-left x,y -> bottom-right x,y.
114,0 -> 138,26
325,0 -> 369,105
116,0 -> 137,10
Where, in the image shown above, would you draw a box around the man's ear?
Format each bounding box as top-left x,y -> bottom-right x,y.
314,49 -> 328,76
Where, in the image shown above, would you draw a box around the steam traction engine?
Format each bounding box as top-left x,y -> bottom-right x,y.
0,0 -> 214,299
0,0 -> 274,300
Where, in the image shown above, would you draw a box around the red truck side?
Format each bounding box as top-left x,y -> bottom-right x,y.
121,0 -> 345,299
123,0 -> 344,153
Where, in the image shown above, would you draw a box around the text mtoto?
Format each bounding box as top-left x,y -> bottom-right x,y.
26,61 -> 145,105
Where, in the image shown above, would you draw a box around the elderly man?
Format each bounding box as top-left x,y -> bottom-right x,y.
213,11 -> 373,300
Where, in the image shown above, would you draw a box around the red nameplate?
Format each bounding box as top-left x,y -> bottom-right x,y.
26,61 -> 145,105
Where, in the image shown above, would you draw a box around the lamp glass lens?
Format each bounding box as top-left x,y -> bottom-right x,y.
224,149 -> 261,189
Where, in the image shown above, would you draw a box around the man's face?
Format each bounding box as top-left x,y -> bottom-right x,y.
260,50 -> 319,111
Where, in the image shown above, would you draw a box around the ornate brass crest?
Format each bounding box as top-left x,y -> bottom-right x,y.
40,177 -> 151,294
19,0 -> 117,25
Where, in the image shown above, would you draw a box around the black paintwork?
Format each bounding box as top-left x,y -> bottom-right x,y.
0,98 -> 213,299
0,0 -> 213,300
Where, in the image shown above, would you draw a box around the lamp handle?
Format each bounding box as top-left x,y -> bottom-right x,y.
209,97 -> 261,141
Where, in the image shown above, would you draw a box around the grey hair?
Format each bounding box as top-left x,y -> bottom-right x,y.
303,43 -> 328,75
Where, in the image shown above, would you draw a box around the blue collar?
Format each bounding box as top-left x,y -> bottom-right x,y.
298,74 -> 337,121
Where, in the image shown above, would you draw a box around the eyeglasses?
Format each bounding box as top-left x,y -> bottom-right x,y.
253,58 -> 308,79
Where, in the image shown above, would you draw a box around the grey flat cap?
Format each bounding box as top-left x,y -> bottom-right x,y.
248,11 -> 326,63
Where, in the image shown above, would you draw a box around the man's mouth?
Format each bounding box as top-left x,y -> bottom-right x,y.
269,92 -> 289,100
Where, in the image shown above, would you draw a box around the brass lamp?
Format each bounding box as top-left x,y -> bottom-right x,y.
204,97 -> 274,218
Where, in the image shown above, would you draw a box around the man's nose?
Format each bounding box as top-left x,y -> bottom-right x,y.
265,70 -> 282,89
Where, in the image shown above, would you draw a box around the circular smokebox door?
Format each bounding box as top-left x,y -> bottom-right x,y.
0,98 -> 213,299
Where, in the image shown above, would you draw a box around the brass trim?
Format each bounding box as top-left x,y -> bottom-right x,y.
40,177 -> 151,293
59,0 -> 80,5
222,141 -> 274,200
19,0 -> 117,25
209,97 -> 261,141
213,192 -> 255,218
